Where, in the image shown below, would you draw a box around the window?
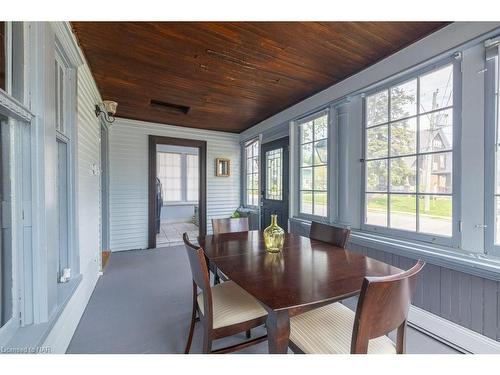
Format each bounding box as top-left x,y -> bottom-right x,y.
1,114 -> 13,329
363,63 -> 455,240
186,154 -> 198,201
245,139 -> 259,207
298,111 -> 328,217
157,152 -> 182,202
157,151 -> 199,203
485,38 -> 500,255
266,148 -> 283,200
0,22 -> 5,91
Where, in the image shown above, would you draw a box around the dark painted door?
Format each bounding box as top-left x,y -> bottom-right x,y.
260,137 -> 289,231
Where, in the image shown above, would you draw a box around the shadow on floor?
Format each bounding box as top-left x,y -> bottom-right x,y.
67,246 -> 459,354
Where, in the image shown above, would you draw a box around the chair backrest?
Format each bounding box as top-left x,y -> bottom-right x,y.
183,233 -> 212,313
212,217 -> 249,235
351,260 -> 425,353
309,221 -> 351,248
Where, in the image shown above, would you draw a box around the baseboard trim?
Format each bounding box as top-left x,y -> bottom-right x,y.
408,305 -> 500,354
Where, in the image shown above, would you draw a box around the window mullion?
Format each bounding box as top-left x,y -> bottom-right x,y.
387,89 -> 392,229
416,75 -> 421,233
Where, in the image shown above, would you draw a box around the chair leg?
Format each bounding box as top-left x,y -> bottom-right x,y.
184,283 -> 197,354
203,331 -> 212,354
214,272 -> 220,285
246,329 -> 251,339
396,320 -> 407,354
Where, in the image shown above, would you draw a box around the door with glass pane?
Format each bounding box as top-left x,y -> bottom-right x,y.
260,137 -> 289,230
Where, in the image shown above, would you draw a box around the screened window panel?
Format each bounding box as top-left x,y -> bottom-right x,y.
157,152 -> 182,202
493,49 -> 500,246
364,63 -> 454,238
1,116 -> 13,327
245,140 -> 260,207
55,59 -> 65,134
299,113 -> 328,217
0,22 -> 5,91
186,154 -> 199,202
56,139 -> 70,279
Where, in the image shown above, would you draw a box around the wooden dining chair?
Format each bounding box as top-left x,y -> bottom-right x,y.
183,233 -> 268,354
309,221 -> 351,248
289,260 -> 425,354
210,217 -> 250,285
211,217 -> 249,235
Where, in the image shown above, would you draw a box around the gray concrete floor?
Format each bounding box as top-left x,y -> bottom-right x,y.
67,246 -> 460,354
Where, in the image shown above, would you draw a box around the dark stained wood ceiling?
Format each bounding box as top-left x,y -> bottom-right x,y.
71,22 -> 449,133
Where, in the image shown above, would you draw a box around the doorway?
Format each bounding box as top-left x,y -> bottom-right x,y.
260,137 -> 289,230
148,135 -> 206,249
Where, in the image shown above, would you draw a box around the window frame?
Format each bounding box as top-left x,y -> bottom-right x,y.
0,22 -> 34,343
484,38 -> 500,257
243,138 -> 260,209
54,39 -> 79,285
295,108 -> 331,221
360,56 -> 462,248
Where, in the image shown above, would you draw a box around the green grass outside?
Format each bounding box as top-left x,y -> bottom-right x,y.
368,195 -> 451,219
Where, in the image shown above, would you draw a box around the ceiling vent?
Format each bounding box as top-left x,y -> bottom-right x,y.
150,99 -> 190,114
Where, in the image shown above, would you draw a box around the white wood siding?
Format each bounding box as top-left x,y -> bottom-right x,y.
76,64 -> 102,268
109,118 -> 240,252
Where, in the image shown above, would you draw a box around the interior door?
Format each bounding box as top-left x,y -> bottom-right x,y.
260,137 -> 289,231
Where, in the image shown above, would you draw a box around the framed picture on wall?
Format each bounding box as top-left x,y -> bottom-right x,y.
215,158 -> 230,177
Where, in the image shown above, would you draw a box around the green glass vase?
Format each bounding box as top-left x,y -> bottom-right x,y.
263,214 -> 285,253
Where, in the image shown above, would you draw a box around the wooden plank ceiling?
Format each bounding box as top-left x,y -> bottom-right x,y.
72,22 -> 449,133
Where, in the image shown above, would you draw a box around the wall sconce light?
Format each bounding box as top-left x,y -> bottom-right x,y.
95,100 -> 118,124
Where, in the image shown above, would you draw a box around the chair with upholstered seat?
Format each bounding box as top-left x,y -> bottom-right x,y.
183,233 -> 268,354
309,221 -> 351,248
289,260 -> 425,354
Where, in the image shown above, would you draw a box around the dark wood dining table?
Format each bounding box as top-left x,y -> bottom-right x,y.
198,230 -> 402,354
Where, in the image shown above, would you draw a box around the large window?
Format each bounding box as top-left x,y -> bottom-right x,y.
298,111 -> 328,217
363,63 -> 455,240
157,151 -> 198,203
245,139 -> 259,207
485,38 -> 500,255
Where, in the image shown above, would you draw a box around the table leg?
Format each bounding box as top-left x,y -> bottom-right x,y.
266,310 -> 290,354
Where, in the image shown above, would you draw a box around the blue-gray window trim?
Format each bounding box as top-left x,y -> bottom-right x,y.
242,137 -> 261,209
360,55 -> 462,248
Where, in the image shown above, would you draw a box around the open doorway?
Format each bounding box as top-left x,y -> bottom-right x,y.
148,135 -> 206,249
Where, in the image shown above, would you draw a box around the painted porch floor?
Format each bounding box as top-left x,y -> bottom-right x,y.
67,246 -> 460,354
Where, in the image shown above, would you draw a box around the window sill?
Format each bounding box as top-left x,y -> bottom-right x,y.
162,201 -> 198,207
240,206 -> 259,213
289,217 -> 500,282
5,274 -> 82,350
350,231 -> 500,282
